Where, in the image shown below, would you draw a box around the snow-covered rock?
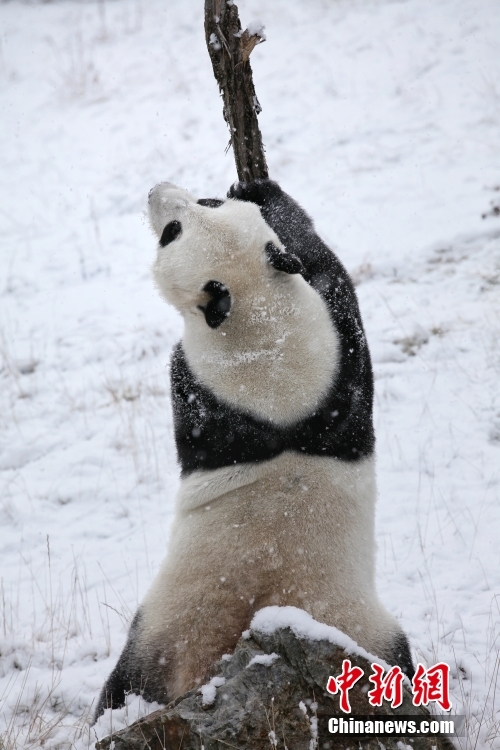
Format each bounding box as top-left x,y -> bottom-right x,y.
95,620 -> 455,750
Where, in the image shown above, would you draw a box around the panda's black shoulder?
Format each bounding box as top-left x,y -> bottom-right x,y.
170,344 -> 285,475
228,179 -> 313,247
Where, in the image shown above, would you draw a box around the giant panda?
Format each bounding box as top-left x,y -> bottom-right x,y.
95,178 -> 414,717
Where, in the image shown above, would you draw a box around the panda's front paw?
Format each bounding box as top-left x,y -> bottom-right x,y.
228,179 -> 282,206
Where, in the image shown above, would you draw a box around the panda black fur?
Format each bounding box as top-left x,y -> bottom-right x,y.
95,179 -> 413,718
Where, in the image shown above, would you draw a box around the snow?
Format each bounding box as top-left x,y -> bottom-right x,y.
199,675 -> 225,706
209,33 -> 221,52
246,20 -> 266,41
246,651 -> 280,668
0,0 -> 499,748
251,605 -> 391,669
78,694 -> 163,749
298,700 -> 319,750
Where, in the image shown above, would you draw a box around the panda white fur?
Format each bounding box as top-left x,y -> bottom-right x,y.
95,179 -> 413,717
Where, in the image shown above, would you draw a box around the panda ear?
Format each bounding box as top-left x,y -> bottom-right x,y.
265,242 -> 304,275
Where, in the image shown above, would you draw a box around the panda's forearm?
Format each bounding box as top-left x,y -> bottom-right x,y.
228,180 -> 314,247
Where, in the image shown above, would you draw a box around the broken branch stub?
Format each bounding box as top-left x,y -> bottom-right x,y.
205,0 -> 269,182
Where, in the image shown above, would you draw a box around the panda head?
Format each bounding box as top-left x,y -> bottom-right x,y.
148,181 -> 303,330
148,181 -> 339,426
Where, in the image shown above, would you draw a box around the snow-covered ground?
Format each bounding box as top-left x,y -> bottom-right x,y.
0,0 -> 499,747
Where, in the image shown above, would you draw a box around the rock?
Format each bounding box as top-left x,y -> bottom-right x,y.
95,627 -> 456,750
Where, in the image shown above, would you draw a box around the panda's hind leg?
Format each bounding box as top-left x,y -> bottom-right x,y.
94,657 -> 132,720
389,630 -> 415,680
93,609 -> 168,722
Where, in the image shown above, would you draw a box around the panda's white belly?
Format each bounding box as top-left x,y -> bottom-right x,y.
176,452 -> 377,602
139,452 -> 398,692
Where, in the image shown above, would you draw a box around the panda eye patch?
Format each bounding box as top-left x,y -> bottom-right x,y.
197,198 -> 224,208
159,220 -> 182,247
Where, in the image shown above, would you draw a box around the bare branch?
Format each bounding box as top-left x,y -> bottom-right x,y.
205,0 -> 269,182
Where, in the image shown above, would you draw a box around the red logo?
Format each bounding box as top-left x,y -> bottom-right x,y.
326,659 -> 364,713
368,664 -> 404,709
326,661 -> 452,714
412,662 -> 452,711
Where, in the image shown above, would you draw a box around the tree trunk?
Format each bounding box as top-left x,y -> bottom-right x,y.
204,0 -> 269,182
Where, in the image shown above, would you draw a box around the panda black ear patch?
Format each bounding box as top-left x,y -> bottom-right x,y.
265,241 -> 304,275
198,280 -> 231,329
197,198 -> 224,208
159,220 -> 182,247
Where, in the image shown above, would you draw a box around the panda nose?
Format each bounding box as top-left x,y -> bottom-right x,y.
197,281 -> 231,329
148,181 -> 178,203
148,182 -> 195,239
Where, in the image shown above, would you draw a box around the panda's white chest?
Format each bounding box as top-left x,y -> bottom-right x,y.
182,274 -> 340,426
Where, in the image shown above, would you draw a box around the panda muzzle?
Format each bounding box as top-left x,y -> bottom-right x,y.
198,280 -> 231,329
